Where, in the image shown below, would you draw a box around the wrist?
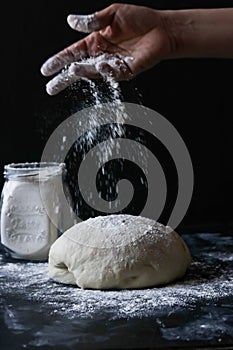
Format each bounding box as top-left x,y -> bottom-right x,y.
161,9 -> 197,59
161,8 -> 233,59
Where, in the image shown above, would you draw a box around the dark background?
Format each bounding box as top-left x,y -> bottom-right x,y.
1,0 -> 232,233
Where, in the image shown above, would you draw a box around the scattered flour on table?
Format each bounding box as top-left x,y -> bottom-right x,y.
1,243 -> 232,321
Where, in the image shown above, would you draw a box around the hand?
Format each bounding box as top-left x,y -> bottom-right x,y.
41,4 -> 233,95
40,4 -> 173,95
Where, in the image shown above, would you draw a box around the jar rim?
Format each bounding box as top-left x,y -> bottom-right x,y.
4,162 -> 65,171
4,162 -> 65,179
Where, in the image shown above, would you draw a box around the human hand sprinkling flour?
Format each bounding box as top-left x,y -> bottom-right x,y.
40,4 -> 174,95
40,4 -> 233,95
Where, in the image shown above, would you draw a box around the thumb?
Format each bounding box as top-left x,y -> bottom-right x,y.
67,5 -> 117,33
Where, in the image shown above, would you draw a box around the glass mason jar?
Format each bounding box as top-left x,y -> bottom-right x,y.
0,162 -> 74,261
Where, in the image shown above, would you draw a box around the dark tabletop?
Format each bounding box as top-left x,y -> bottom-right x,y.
0,232 -> 233,350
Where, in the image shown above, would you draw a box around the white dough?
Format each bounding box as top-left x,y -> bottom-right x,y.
48,214 -> 191,289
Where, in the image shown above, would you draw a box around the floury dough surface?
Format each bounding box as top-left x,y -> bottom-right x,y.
48,214 -> 191,289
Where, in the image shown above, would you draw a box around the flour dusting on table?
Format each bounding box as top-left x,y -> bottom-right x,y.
1,233 -> 232,321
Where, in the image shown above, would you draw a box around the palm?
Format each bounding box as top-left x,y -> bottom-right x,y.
83,5 -> 171,76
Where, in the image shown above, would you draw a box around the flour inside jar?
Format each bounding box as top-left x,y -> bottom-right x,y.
0,162 -> 68,261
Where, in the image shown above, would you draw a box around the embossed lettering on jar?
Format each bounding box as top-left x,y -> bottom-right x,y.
0,162 -> 65,261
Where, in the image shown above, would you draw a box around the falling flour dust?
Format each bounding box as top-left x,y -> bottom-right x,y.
60,54 -> 148,215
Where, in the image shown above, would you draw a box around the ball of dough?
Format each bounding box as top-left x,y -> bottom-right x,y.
48,214 -> 191,289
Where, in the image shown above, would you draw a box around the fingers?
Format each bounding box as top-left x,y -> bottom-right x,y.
40,39 -> 88,76
46,54 -> 134,95
40,31 -> 108,77
41,4 -> 119,78
67,14 -> 101,33
95,54 -> 133,80
67,4 -> 118,33
46,62 -> 101,95
41,55 -> 71,77
46,68 -> 80,96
